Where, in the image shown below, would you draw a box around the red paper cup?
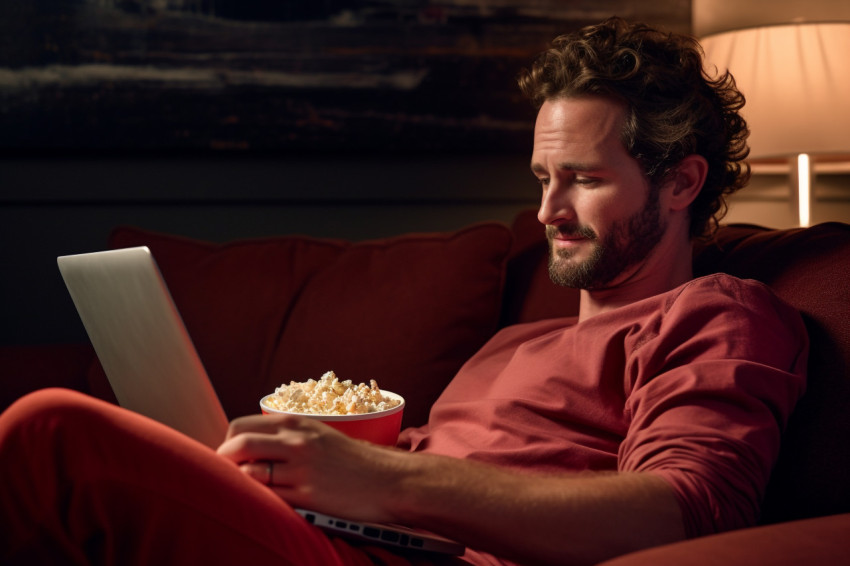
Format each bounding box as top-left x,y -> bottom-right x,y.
259,391 -> 405,446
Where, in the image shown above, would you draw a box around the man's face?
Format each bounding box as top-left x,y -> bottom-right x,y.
531,97 -> 666,290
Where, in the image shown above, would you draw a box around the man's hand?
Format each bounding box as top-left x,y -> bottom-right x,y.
216,413 -> 406,523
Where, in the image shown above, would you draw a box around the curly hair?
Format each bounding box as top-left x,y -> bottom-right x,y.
517,17 -> 750,238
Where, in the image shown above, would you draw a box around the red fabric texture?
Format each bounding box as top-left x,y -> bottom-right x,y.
403,275 -> 808,537
0,389 -> 351,566
505,216 -> 850,525
596,512 -> 850,566
94,223 -> 513,429
0,388 -> 471,566
2,216 -> 850,564
692,222 -> 850,524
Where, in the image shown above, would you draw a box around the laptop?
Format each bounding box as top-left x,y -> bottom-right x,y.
58,246 -> 464,556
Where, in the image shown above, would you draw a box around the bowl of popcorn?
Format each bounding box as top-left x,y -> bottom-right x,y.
260,371 -> 405,446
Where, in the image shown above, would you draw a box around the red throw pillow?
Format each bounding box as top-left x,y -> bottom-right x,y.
88,223 -> 512,429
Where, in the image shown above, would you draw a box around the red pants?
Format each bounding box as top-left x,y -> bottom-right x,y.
0,389 -> 469,566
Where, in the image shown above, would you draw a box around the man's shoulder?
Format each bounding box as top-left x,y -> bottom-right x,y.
662,273 -> 806,337
668,273 -> 786,310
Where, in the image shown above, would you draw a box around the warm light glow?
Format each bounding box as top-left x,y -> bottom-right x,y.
700,19 -> 850,227
797,154 -> 811,227
701,22 -> 850,160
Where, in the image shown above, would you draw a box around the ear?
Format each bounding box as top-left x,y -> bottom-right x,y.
666,154 -> 708,211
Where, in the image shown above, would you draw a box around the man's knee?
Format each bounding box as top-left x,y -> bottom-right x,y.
0,388 -> 112,448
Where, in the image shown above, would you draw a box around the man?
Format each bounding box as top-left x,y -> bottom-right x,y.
0,17 -> 806,566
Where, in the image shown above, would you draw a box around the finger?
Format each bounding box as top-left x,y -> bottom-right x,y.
218,430 -> 299,463
239,460 -> 306,493
239,460 -> 288,487
240,460 -> 270,484
224,413 -> 302,440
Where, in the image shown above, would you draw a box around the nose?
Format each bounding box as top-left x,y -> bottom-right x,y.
537,182 -> 575,227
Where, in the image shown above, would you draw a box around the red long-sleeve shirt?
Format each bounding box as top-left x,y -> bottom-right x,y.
401,273 -> 808,538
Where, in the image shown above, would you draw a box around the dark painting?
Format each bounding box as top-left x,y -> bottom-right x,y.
0,0 -> 690,152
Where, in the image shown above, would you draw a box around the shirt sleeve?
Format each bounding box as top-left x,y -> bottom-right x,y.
618,277 -> 808,537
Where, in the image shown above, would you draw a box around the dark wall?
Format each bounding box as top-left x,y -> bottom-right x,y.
1,151 -> 537,345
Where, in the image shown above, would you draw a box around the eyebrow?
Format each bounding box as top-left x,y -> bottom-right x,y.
530,161 -> 605,174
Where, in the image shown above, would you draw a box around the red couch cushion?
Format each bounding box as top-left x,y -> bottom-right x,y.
597,512 -> 850,566
89,223 -> 513,429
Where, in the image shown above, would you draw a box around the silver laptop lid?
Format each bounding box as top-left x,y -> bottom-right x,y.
58,246 -> 229,449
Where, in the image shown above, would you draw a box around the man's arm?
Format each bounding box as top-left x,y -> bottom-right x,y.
388,450 -> 684,565
217,414 -> 685,566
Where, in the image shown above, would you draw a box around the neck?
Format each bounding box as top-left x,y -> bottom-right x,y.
576,231 -> 695,323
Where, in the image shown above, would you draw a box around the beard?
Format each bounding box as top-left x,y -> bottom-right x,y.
546,187 -> 665,289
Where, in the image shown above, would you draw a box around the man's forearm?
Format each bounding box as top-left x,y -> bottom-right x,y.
387,453 -> 686,566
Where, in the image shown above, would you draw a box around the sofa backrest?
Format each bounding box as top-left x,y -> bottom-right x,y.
507,209 -> 850,525
90,223 -> 515,430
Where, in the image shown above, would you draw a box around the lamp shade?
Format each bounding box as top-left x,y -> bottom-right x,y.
701,22 -> 850,160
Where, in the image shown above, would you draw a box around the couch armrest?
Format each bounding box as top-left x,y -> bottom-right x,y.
0,343 -> 95,412
597,513 -> 850,566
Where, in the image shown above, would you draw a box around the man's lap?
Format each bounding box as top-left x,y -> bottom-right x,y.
0,388 -> 430,565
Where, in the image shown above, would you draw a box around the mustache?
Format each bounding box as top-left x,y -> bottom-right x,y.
545,224 -> 597,240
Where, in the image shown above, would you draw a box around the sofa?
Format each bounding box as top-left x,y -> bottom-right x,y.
1,209 -> 848,565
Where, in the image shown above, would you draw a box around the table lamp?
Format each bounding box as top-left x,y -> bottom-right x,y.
695,1 -> 850,226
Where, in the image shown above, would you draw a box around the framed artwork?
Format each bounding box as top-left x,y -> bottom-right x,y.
0,0 -> 689,152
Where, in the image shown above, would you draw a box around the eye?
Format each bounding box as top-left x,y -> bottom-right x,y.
575,176 -> 601,187
535,176 -> 550,189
